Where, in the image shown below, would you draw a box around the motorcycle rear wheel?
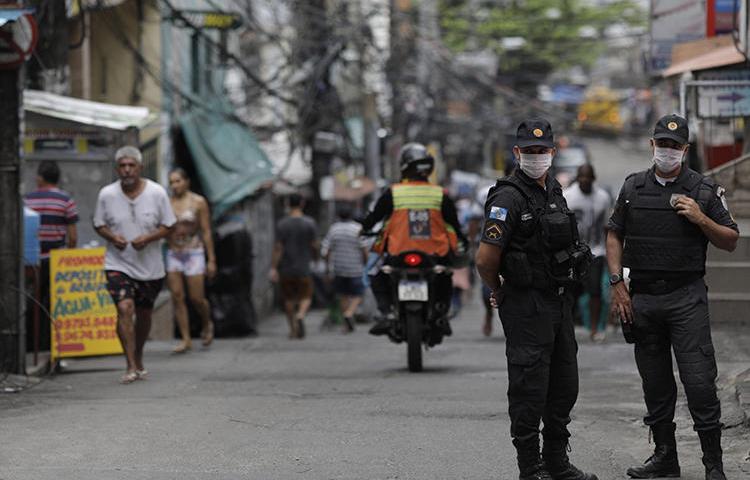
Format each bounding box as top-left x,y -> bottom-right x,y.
406,309 -> 423,372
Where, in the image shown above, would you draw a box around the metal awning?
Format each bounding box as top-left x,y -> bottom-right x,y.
663,45 -> 745,77
23,90 -> 157,130
0,6 -> 33,27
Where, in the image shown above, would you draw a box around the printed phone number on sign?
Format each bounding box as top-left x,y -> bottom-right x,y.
54,316 -> 116,330
58,330 -> 117,342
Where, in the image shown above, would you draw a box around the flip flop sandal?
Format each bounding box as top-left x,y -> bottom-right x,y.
172,343 -> 192,354
136,369 -> 148,379
119,372 -> 138,384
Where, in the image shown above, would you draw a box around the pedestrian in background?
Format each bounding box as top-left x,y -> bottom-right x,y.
321,203 -> 368,333
269,193 -> 319,339
563,164 -> 611,342
166,168 -> 216,353
24,160 -> 79,351
476,118 -> 597,480
607,114 -> 738,480
93,146 -> 176,384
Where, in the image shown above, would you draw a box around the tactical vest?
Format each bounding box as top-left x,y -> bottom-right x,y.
622,169 -> 712,272
373,181 -> 458,256
493,175 -> 584,290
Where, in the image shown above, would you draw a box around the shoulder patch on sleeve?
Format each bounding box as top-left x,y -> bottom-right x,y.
485,224 -> 502,240
489,206 -> 508,221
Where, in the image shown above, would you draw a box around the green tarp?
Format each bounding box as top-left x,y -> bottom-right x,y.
180,106 -> 274,219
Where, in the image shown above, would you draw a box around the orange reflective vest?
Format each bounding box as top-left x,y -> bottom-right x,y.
373,181 -> 458,256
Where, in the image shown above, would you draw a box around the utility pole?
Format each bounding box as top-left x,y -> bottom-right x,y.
0,65 -> 25,375
353,0 -> 381,181
387,0 -> 415,180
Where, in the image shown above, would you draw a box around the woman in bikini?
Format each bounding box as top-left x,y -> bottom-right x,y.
166,168 -> 216,353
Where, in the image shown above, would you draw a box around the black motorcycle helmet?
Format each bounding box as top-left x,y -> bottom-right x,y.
399,142 -> 434,179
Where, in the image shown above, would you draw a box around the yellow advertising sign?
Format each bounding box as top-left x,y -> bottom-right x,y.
50,248 -> 122,360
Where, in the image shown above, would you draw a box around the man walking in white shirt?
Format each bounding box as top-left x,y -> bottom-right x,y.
564,164 -> 612,342
93,146 -> 176,384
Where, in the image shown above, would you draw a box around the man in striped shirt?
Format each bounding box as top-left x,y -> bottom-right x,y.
321,203 -> 369,332
24,161 -> 79,350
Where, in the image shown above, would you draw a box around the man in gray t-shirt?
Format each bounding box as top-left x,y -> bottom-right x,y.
269,194 -> 319,339
94,146 -> 176,384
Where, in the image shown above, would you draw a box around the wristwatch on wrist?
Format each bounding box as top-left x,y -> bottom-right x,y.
609,273 -> 624,286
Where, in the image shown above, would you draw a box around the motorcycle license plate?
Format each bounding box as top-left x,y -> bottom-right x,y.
398,280 -> 429,301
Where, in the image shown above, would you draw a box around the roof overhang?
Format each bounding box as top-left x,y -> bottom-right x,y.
0,6 -> 33,27
23,90 -> 157,130
663,45 -> 745,77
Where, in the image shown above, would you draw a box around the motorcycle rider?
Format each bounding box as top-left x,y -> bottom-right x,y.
360,142 -> 468,336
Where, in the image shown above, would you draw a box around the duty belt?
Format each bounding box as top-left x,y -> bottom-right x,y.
630,273 -> 702,295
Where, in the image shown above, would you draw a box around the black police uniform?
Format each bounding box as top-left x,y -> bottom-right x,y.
483,169 -> 581,443
481,118 -> 596,480
609,114 -> 738,479
608,170 -> 738,426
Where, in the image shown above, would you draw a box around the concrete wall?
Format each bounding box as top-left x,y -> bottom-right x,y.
706,153 -> 750,219
87,0 -> 162,111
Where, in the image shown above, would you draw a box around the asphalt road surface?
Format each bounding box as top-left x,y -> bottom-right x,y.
1,137 -> 748,479
1,291 -> 748,479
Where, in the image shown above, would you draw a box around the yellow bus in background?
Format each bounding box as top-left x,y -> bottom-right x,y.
577,87 -> 623,133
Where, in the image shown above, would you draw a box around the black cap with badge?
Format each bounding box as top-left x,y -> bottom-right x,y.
516,117 -> 554,148
653,114 -> 689,145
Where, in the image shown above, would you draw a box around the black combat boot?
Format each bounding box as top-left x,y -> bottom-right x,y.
698,428 -> 727,480
513,437 -> 553,480
626,423 -> 681,478
542,438 -> 598,480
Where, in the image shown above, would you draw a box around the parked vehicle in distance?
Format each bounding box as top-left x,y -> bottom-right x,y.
552,138 -> 590,188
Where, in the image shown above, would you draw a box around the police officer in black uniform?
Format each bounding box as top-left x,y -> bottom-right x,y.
606,114 -> 739,480
476,118 -> 597,480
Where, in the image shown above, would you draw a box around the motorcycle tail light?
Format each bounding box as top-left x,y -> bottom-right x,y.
404,253 -> 422,267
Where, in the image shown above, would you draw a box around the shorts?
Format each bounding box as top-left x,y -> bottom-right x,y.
333,275 -> 365,296
106,271 -> 164,309
166,248 -> 206,276
584,256 -> 605,297
279,275 -> 314,302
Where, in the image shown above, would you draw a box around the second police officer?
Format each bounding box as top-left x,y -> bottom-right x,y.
606,114 -> 739,480
476,118 -> 597,480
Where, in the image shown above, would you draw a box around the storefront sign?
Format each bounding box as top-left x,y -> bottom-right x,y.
50,248 -> 121,360
172,10 -> 242,30
698,70 -> 750,118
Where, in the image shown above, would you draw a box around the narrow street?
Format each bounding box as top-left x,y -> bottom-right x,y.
1,289 -> 748,479
579,133 -> 653,194
2,2 -> 749,479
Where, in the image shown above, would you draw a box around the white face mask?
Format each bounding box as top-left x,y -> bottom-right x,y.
519,153 -> 553,179
653,146 -> 684,173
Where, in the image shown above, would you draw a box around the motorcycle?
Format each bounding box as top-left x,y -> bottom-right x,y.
378,250 -> 453,372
